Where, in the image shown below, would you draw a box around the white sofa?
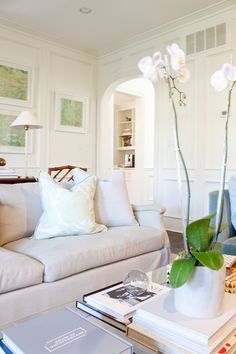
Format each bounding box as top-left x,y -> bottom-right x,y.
0,181 -> 170,329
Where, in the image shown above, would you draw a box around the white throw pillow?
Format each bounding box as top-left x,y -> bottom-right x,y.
73,169 -> 138,227
33,172 -> 107,240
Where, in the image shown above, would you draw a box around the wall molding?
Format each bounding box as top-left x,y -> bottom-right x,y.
0,21 -> 96,61
99,1 -> 236,57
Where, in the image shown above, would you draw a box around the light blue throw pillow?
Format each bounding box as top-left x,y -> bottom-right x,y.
33,172 -> 107,239
228,176 -> 236,229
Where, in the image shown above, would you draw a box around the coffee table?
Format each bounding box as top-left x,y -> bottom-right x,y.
66,265 -> 169,354
0,265 -> 169,354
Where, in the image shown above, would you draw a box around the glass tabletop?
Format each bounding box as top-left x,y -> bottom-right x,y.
146,264 -> 170,286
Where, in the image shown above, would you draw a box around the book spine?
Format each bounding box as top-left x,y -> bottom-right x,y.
214,330 -> 236,354
0,340 -> 14,354
126,324 -> 196,354
133,314 -> 207,346
75,301 -> 128,332
132,319 -> 217,353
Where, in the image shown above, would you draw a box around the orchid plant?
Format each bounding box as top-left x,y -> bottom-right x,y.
211,63 -> 236,241
138,44 -> 224,288
138,44 -> 191,256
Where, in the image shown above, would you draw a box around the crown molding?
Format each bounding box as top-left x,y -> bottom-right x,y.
98,0 -> 236,58
0,19 -> 97,61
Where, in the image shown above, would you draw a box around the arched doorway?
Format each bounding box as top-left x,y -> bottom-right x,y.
98,77 -> 155,205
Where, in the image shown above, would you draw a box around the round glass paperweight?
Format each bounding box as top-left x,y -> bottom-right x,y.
123,269 -> 149,297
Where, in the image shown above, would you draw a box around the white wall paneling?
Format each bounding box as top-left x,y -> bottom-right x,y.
97,4 -> 236,232
143,169 -> 154,204
0,25 -> 96,176
48,52 -> 96,169
0,32 -> 41,176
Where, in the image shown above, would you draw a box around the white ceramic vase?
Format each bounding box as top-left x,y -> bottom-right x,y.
174,265 -> 225,319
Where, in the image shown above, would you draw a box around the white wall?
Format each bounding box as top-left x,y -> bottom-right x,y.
0,24 -> 97,177
97,4 -> 236,231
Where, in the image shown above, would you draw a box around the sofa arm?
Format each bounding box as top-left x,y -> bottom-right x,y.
132,204 -> 166,230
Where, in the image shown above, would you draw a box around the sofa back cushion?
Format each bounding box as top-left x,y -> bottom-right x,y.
74,169 -> 138,227
0,182 -> 42,246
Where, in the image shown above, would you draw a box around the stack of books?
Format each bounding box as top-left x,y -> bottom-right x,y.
1,307 -> 133,354
0,167 -> 18,179
126,291 -> 236,353
76,281 -> 170,332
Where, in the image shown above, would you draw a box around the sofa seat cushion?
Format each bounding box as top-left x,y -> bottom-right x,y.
0,248 -> 44,294
4,226 -> 166,282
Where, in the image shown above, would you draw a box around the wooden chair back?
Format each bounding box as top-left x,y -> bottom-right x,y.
48,165 -> 87,182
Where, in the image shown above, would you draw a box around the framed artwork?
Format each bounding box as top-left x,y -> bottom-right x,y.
55,93 -> 88,133
0,109 -> 32,153
0,60 -> 33,107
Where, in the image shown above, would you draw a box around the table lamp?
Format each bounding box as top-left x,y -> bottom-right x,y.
11,111 -> 42,177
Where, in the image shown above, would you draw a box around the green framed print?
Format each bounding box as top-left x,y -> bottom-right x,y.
0,109 -> 32,153
0,61 -> 32,107
55,93 -> 88,133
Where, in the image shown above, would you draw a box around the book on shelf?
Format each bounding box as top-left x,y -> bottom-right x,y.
2,307 -> 133,354
75,300 -> 131,332
132,291 -> 236,352
83,281 -> 170,322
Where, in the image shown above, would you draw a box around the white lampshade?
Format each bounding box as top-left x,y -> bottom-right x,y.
11,111 -> 42,129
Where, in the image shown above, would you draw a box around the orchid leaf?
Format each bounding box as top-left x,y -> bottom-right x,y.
192,251 -> 224,270
169,258 -> 196,288
186,218 -> 211,251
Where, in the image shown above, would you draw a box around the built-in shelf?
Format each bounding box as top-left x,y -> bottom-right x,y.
119,120 -> 135,124
114,105 -> 136,168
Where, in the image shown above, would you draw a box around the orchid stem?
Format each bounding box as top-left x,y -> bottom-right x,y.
214,81 -> 236,243
167,78 -> 191,256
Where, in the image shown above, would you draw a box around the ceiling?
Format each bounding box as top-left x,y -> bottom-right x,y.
0,0 -> 232,56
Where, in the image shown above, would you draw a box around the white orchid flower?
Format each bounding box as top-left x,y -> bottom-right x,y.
211,63 -> 236,92
138,52 -> 165,82
166,43 -> 186,72
178,66 -> 191,83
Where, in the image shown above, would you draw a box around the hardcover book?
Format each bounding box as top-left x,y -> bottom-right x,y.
83,281 -> 170,321
75,300 -> 131,332
2,308 -> 133,354
134,291 -> 236,348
